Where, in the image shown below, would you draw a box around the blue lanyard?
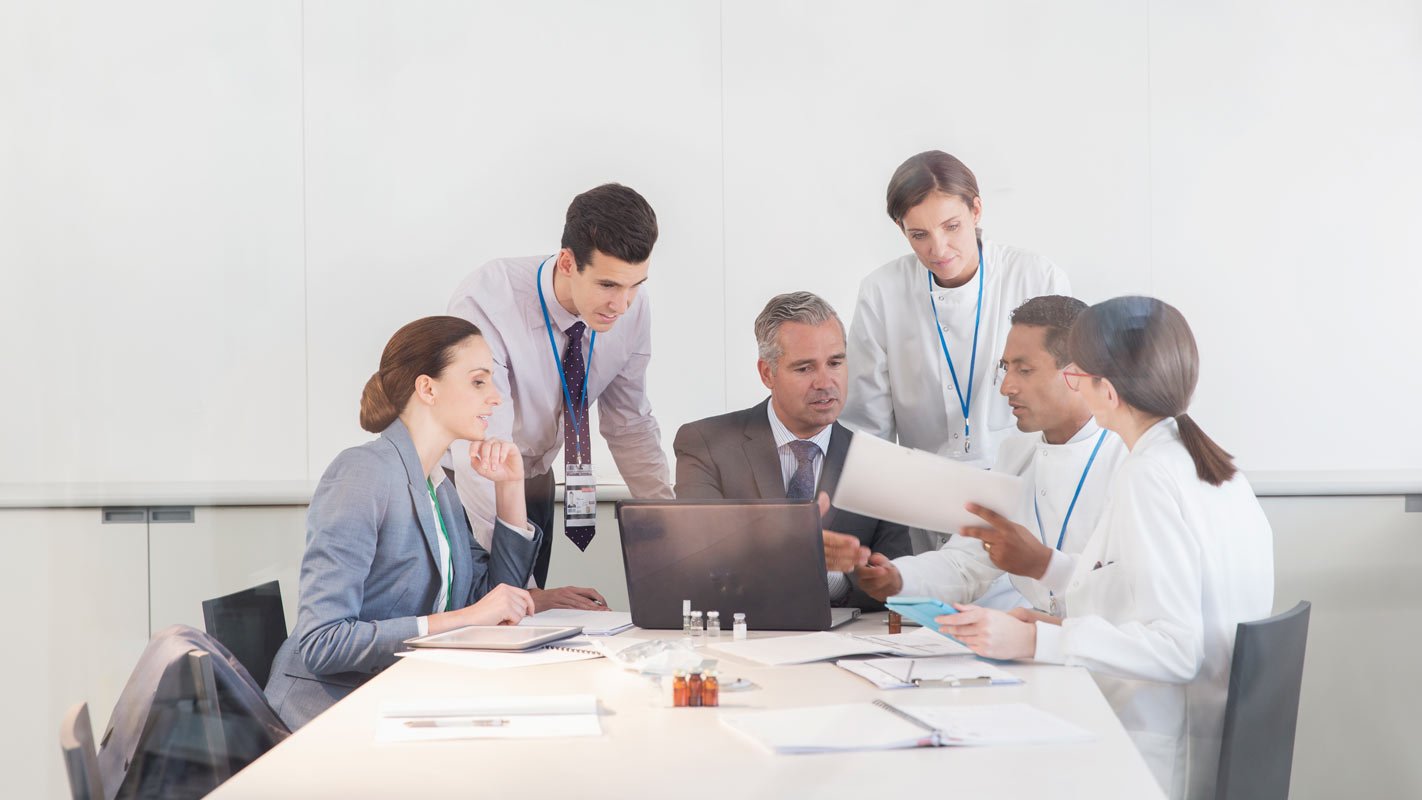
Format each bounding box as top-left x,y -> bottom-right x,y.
536,257 -> 596,443
926,250 -> 985,443
1034,430 -> 1109,551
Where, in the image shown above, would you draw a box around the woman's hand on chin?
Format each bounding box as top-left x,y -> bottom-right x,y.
471,438 -> 525,484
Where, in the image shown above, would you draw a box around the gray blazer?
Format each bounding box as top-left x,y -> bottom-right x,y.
672,399 -> 912,611
265,419 -> 540,729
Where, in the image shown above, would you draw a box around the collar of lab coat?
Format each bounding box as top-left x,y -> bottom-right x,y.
1041,417 -> 1104,449
1132,416 -> 1180,454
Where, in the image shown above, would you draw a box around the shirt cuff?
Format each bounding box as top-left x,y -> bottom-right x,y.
826,571 -> 851,602
1039,550 -> 1077,596
1034,619 -> 1067,664
416,615 -> 429,636
496,516 -> 537,541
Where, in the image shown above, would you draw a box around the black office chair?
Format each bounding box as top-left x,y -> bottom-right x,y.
202,580 -> 287,688
1215,600 -> 1312,800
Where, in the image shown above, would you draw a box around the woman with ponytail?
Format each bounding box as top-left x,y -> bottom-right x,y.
266,316 -> 542,730
936,296 -> 1274,799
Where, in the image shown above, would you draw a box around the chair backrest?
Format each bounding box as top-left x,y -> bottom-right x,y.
99,625 -> 290,799
1216,600 -> 1312,800
202,580 -> 287,688
59,703 -> 103,800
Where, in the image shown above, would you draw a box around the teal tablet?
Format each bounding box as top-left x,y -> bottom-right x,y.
885,595 -> 964,644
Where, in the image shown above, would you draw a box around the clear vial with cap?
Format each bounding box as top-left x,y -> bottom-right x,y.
692,611 -> 705,642
706,610 -> 722,640
682,611 -> 693,639
732,612 -> 748,640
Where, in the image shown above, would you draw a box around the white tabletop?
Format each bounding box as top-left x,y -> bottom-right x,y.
212,615 -> 1162,799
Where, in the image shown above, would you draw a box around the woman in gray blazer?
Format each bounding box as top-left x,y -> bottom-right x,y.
266,316 -> 543,729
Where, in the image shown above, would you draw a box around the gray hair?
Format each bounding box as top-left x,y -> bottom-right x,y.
754,291 -> 845,367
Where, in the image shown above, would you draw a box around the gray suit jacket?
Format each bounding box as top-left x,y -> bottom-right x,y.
672,399 -> 912,611
265,419 -> 540,730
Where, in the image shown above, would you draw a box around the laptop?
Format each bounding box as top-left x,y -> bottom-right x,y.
616,499 -> 862,631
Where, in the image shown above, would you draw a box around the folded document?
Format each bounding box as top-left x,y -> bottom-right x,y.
721,701 -> 1092,753
708,629 -> 969,666
377,694 -> 601,742
836,656 -> 1023,689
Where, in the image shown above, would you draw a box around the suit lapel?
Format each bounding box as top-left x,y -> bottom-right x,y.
744,399 -> 787,500
384,420 -> 444,570
820,423 -> 851,499
438,478 -> 474,602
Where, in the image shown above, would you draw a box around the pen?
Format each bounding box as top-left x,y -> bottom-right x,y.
402,717 -> 511,728
905,660 -> 916,684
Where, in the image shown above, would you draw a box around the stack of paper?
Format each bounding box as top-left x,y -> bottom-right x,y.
707,632 -> 893,665
394,643 -> 600,671
836,656 -> 1023,689
518,609 -> 634,635
721,701 -> 1092,754
708,629 -> 971,666
377,694 -> 601,742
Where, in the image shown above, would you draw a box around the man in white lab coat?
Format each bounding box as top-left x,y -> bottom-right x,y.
448,184 -> 674,609
855,295 -> 1126,615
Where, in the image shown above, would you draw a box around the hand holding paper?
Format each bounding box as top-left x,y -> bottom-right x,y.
830,434 -> 1025,534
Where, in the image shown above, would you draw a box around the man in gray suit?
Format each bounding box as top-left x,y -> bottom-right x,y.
673,292 -> 911,611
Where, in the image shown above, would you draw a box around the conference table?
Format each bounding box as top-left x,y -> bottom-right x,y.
211,614 -> 1163,799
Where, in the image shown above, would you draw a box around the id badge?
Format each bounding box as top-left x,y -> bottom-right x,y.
565,463 -> 597,524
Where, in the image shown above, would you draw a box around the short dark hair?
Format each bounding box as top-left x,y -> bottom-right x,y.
1011,295 -> 1089,368
886,151 -> 981,225
560,183 -> 659,271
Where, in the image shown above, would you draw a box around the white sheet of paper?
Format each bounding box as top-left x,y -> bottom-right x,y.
708,632 -> 892,666
846,656 -> 1023,686
852,627 -> 973,657
831,432 -> 1027,532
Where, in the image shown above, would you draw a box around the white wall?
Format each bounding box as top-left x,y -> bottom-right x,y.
3,1 -> 1419,485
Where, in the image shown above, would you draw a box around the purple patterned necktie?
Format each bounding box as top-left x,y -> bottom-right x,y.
562,321 -> 594,550
786,440 -> 820,500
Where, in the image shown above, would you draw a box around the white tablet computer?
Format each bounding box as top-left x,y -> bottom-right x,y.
403,625 -> 583,651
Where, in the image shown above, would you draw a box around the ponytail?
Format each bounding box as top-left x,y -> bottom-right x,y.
358,371 -> 399,433
1176,413 -> 1236,487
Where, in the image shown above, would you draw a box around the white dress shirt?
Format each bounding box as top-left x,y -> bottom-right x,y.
765,404 -> 849,601
414,467 -> 535,636
1033,418 -> 1274,799
842,240 -> 1070,470
893,419 -> 1127,614
447,254 -> 673,549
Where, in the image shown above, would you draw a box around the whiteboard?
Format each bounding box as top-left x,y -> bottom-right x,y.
4,1 -> 1418,487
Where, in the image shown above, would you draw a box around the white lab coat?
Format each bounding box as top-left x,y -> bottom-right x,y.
1033,418 -> 1274,800
842,240 -> 1070,471
893,419 -> 1127,613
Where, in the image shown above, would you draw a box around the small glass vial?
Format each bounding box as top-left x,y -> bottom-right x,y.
701,670 -> 719,707
692,611 -> 705,642
887,611 -> 903,634
682,610 -> 694,639
687,671 -> 703,707
672,670 -> 689,707
706,610 -> 722,640
732,612 -> 748,640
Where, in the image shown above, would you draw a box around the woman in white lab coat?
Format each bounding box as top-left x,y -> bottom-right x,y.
939,296 -> 1275,800
842,150 -> 1070,469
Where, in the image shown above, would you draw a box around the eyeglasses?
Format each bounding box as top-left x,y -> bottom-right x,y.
1061,370 -> 1101,391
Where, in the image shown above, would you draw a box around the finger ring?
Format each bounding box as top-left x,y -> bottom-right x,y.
984,543 -> 992,552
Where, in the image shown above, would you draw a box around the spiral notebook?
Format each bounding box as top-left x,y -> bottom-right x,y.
721,701 -> 1092,753
395,639 -> 603,670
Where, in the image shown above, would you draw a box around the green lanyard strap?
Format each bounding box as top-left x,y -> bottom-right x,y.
426,479 -> 455,611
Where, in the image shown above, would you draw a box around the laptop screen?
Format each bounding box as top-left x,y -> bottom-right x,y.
616,499 -> 834,631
